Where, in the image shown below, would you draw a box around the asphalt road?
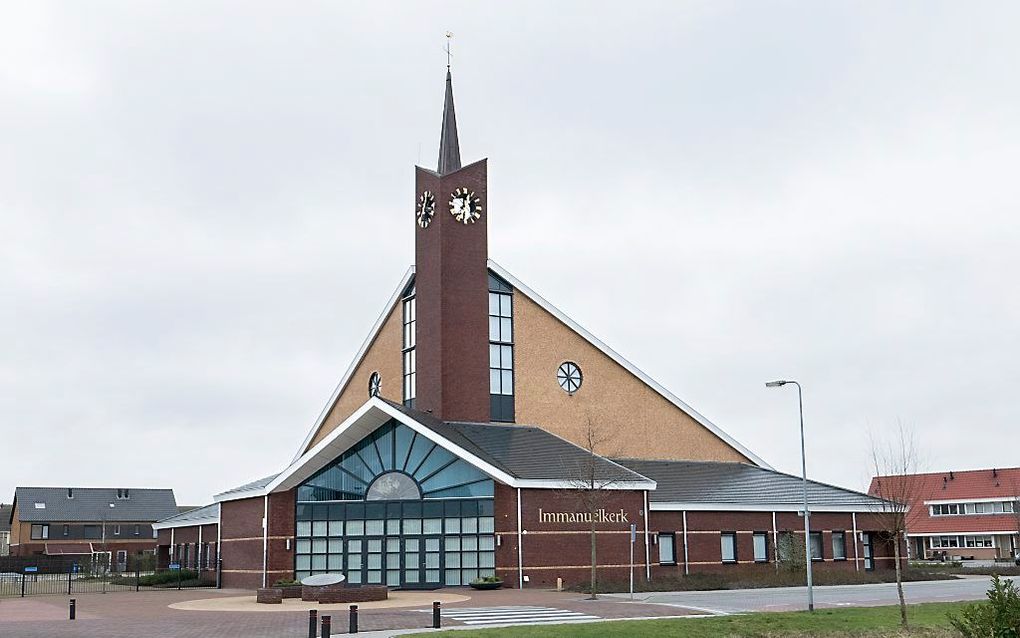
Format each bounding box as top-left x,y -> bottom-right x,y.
608,576 -> 995,614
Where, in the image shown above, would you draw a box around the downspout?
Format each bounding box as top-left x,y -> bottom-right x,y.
643,490 -> 651,581
198,525 -> 203,572
682,511 -> 690,576
217,502 -> 223,589
262,495 -> 269,588
516,488 -> 524,589
170,528 -> 175,565
772,511 -> 779,572
852,512 -> 860,572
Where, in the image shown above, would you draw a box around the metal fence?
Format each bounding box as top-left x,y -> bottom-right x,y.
0,555 -> 218,598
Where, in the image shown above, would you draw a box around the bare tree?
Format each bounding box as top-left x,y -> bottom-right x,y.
869,424 -> 924,629
565,415 -> 626,600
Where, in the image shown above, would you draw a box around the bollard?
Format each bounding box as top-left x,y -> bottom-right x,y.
321,614 -> 331,638
349,604 -> 359,634
69,598 -> 76,620
432,601 -> 441,629
308,609 -> 317,638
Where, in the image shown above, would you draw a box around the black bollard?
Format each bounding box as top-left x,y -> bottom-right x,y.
320,614 -> 331,638
433,601 -> 441,629
308,609 -> 317,638
69,598 -> 76,620
349,604 -> 359,634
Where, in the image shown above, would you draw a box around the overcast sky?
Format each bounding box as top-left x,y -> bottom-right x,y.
2,2 -> 1018,506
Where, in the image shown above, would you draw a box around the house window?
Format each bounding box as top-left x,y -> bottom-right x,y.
116,489 -> 130,499
113,525 -> 121,536
488,273 -> 514,422
30,524 -> 49,540
720,532 -> 737,563
133,524 -> 140,536
753,532 -> 768,563
402,285 -> 416,408
33,502 -> 45,509
116,550 -> 127,566
67,489 -> 74,499
832,531 -> 847,560
658,533 -> 676,565
63,524 -> 70,536
809,532 -> 824,561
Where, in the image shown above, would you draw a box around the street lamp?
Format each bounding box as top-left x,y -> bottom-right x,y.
766,379 -> 814,612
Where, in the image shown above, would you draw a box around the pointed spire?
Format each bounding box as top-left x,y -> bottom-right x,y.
437,69 -> 461,175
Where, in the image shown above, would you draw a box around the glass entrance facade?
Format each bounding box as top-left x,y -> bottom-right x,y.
295,419 -> 497,588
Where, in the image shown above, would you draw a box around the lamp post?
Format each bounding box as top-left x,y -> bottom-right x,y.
766,379 -> 813,612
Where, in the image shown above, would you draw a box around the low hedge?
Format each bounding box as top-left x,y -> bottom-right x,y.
571,568 -> 957,594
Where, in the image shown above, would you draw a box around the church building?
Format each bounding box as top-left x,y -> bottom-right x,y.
154,69 -> 900,590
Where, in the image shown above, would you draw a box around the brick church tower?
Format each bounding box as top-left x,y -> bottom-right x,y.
412,69 -> 490,422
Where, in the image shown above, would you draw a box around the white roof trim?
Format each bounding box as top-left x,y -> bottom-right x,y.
153,508 -> 220,530
291,266 -> 415,462
650,502 -> 882,513
233,397 -> 656,501
488,259 -> 771,470
907,532 -> 1006,537
925,497 -> 1016,506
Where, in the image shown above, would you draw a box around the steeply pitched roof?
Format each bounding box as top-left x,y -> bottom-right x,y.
869,467 -> 1020,535
291,263 -> 767,470
615,459 -> 884,512
437,70 -> 461,175
12,488 -> 178,523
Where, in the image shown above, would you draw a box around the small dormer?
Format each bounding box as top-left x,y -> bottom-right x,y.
116,489 -> 130,500
67,488 -> 73,499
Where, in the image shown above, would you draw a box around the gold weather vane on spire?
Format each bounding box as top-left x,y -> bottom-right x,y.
445,31 -> 453,70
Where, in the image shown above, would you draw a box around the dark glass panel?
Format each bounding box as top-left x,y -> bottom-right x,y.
394,424 -> 415,470
414,445 -> 456,481
423,501 -> 444,517
403,502 -> 422,518
374,424 -> 395,471
404,435 -> 435,475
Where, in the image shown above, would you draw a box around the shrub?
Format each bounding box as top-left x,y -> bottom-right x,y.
949,575 -> 1020,637
471,576 -> 502,584
273,578 -> 301,587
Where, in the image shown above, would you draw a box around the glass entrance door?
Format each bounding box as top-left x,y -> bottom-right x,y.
400,537 -> 442,588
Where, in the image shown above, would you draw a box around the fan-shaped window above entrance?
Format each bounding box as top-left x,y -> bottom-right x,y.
297,419 -> 494,502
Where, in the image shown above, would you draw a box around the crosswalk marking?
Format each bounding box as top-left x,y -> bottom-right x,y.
427,605 -> 601,626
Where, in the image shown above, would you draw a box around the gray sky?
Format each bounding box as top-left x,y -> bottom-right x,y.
3,2 -> 1018,506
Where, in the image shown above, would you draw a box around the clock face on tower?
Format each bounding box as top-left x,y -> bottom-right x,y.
449,188 -> 482,224
417,191 -> 436,228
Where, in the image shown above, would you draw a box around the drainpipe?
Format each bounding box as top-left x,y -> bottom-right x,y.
198,525 -> 203,572
772,511 -> 779,572
852,512 -> 860,572
516,488 -> 524,589
262,495 -> 269,588
643,491 -> 651,580
682,511 -> 690,576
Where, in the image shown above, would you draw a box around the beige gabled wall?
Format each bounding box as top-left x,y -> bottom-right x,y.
512,291 -> 752,464
305,304 -> 404,450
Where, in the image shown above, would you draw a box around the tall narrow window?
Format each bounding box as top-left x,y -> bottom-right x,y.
402,284 -> 416,408
753,532 -> 768,563
488,273 -> 514,422
658,532 -> 676,565
832,531 -> 847,560
810,532 -> 824,561
720,532 -> 737,563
